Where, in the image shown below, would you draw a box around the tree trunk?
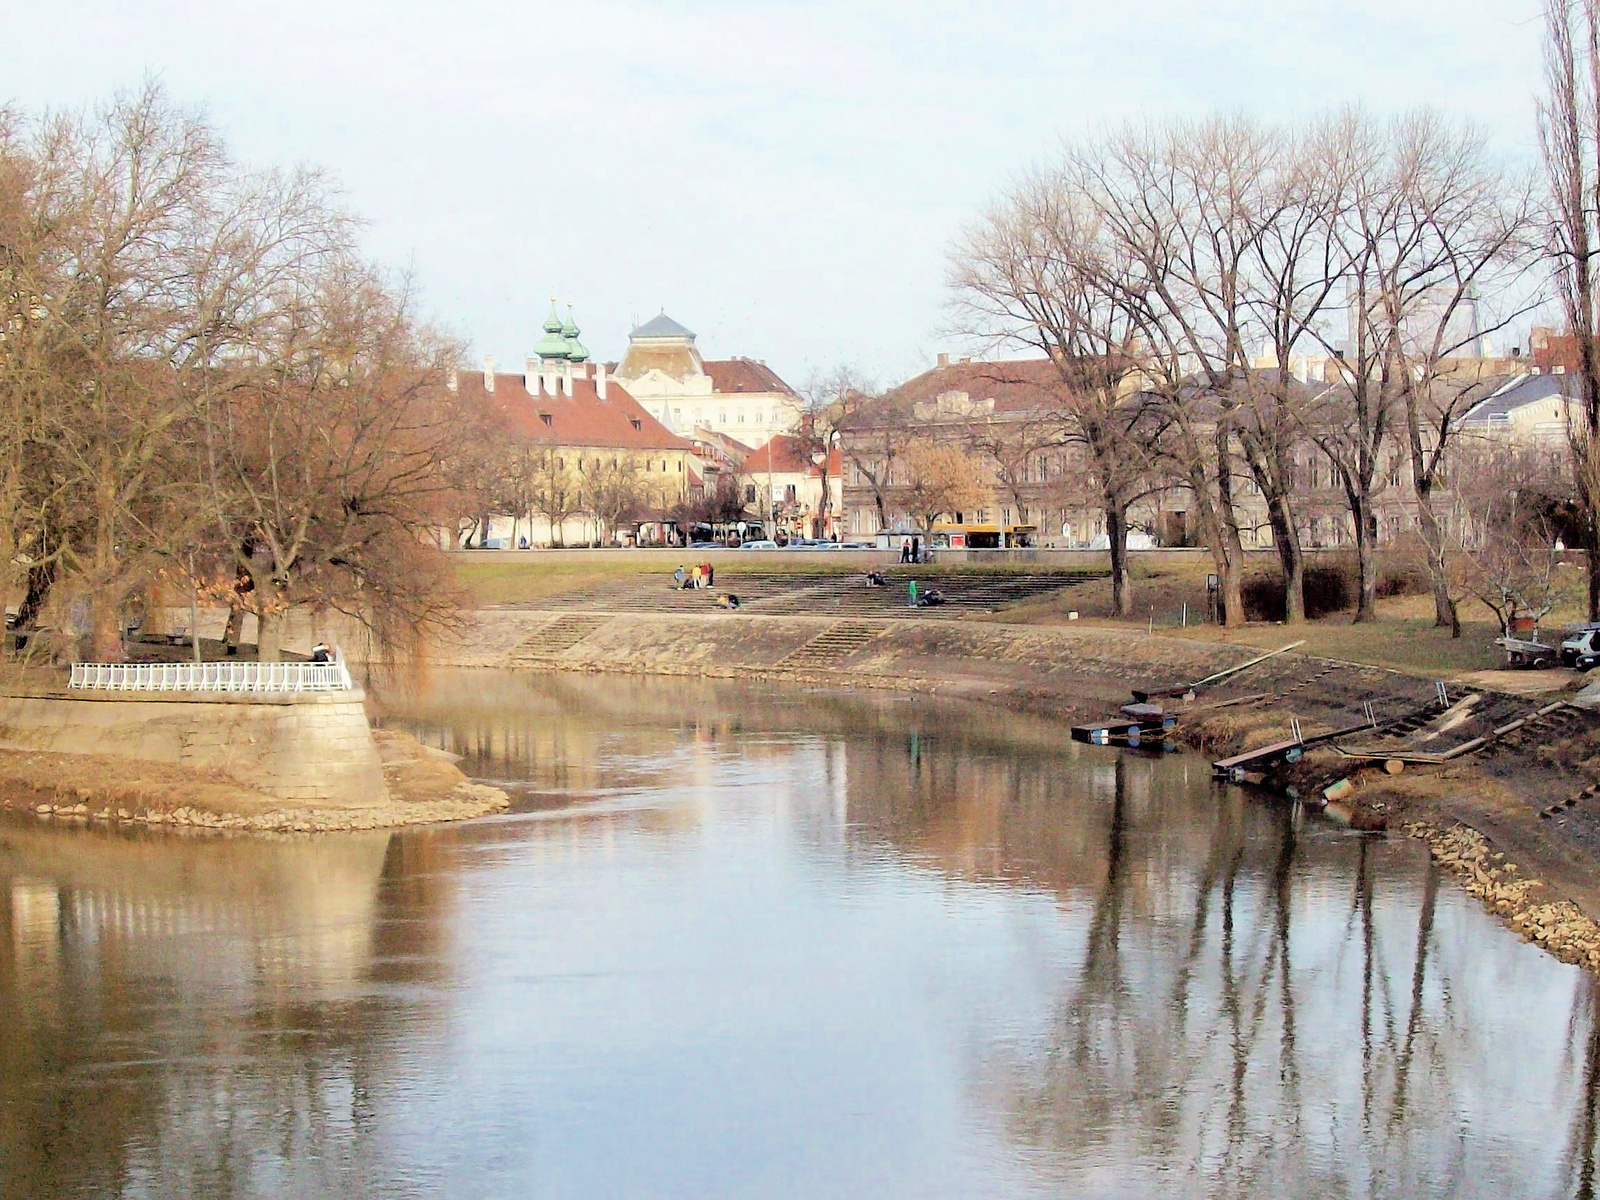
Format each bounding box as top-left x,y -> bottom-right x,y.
1265,494 -> 1304,623
223,604 -> 246,655
190,589 -> 202,663
1105,500 -> 1133,618
1354,503 -> 1380,622
1413,491 -> 1454,628
257,611 -> 285,661
1214,432 -> 1246,629
15,562 -> 55,630
1590,511 -> 1600,623
90,599 -> 122,663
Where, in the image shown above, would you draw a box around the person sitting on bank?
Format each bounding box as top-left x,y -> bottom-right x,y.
865,570 -> 886,587
715,592 -> 741,609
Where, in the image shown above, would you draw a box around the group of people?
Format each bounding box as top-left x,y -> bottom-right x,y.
898,538 -> 925,564
672,563 -> 715,590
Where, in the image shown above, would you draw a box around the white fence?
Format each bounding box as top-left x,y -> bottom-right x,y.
68,659 -> 354,694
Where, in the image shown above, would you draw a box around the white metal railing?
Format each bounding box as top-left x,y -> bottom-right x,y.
68,658 -> 354,694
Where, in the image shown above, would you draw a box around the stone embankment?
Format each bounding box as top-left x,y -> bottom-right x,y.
0,683 -> 509,833
0,730 -> 508,834
440,609 -> 1265,724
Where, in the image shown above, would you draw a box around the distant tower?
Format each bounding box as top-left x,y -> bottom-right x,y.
562,304 -> 589,363
534,297 -> 571,362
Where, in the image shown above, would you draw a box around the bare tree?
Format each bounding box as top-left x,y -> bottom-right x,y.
796,365 -> 869,539
896,439 -> 991,535
837,389 -> 910,533
580,458 -> 645,546
528,449 -> 583,547
949,174 -> 1158,615
204,263 -> 469,660
1542,0 -> 1600,619
1446,442 -> 1575,633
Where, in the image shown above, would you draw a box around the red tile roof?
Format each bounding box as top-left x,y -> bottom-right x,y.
454,371 -> 694,452
741,434 -> 842,476
889,358 -> 1062,413
703,358 -> 796,395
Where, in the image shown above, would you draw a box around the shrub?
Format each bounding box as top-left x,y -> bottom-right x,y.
1241,564 -> 1354,621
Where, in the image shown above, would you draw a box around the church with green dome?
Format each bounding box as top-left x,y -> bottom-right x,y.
532,298 -> 589,363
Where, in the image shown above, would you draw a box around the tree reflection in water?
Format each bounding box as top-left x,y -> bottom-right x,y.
0,819 -> 460,1199
843,726 -> 1599,1198
1,672 -> 1595,1199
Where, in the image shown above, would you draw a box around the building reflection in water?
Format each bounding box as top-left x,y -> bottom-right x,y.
1,670 -> 1596,1198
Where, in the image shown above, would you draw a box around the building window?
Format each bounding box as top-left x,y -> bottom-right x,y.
719,410 -> 727,424
678,460 -> 684,472
745,484 -> 757,504
739,413 -> 746,423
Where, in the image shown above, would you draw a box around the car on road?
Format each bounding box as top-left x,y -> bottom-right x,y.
739,539 -> 779,550
1562,625 -> 1600,670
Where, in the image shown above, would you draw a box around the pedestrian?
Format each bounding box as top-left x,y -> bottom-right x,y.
702,561 -> 714,587
311,642 -> 332,663
908,580 -> 918,608
690,564 -> 703,589
900,540 -> 910,564
673,565 -> 687,589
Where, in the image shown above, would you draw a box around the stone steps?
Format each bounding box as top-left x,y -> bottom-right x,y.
773,621 -> 885,669
511,614 -> 611,660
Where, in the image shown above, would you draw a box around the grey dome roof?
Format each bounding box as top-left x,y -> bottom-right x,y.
630,311 -> 697,340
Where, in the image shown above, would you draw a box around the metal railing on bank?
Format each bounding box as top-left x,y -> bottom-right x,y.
68,659 -> 354,694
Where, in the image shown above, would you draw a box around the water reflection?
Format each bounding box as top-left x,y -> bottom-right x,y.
0,670 -> 1595,1198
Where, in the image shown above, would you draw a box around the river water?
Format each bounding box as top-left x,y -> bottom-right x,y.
1,669 -> 1596,1198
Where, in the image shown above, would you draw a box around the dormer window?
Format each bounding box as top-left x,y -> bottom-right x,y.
540,413 -> 553,426
630,418 -> 642,431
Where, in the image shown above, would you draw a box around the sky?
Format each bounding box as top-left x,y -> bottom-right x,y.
3,0 -> 1549,389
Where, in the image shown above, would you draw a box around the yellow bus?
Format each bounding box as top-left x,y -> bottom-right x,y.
929,522 -> 1038,550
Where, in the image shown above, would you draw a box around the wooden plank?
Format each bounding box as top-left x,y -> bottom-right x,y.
1188,641 -> 1307,691
1213,738 -> 1304,771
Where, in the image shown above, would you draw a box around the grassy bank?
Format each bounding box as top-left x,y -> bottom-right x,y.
452,548 -> 1586,680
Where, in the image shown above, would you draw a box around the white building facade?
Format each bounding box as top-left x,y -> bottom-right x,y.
613,312 -> 801,448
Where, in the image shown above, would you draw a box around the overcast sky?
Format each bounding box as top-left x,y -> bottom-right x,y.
5,0 -> 1547,387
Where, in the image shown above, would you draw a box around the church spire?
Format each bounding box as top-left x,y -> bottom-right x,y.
534,296 -> 571,361
562,303 -> 589,363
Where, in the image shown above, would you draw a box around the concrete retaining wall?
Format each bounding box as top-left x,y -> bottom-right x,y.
0,691 -> 387,805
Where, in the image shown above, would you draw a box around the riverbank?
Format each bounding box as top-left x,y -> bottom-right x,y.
0,728 -> 509,833
434,605 -> 1600,974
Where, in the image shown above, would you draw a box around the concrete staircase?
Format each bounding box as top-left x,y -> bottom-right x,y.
772,621 -> 886,670
511,614 -> 612,661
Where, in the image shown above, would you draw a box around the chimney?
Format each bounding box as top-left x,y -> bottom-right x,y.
937,352 -> 950,369
526,357 -> 539,386
446,368 -> 459,393
596,362 -> 608,399
483,356 -> 496,392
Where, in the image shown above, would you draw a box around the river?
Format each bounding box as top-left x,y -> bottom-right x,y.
0,669 -> 1595,1198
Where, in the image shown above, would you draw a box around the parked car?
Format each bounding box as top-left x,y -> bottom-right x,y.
1561,625 -> 1600,669
739,539 -> 779,550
